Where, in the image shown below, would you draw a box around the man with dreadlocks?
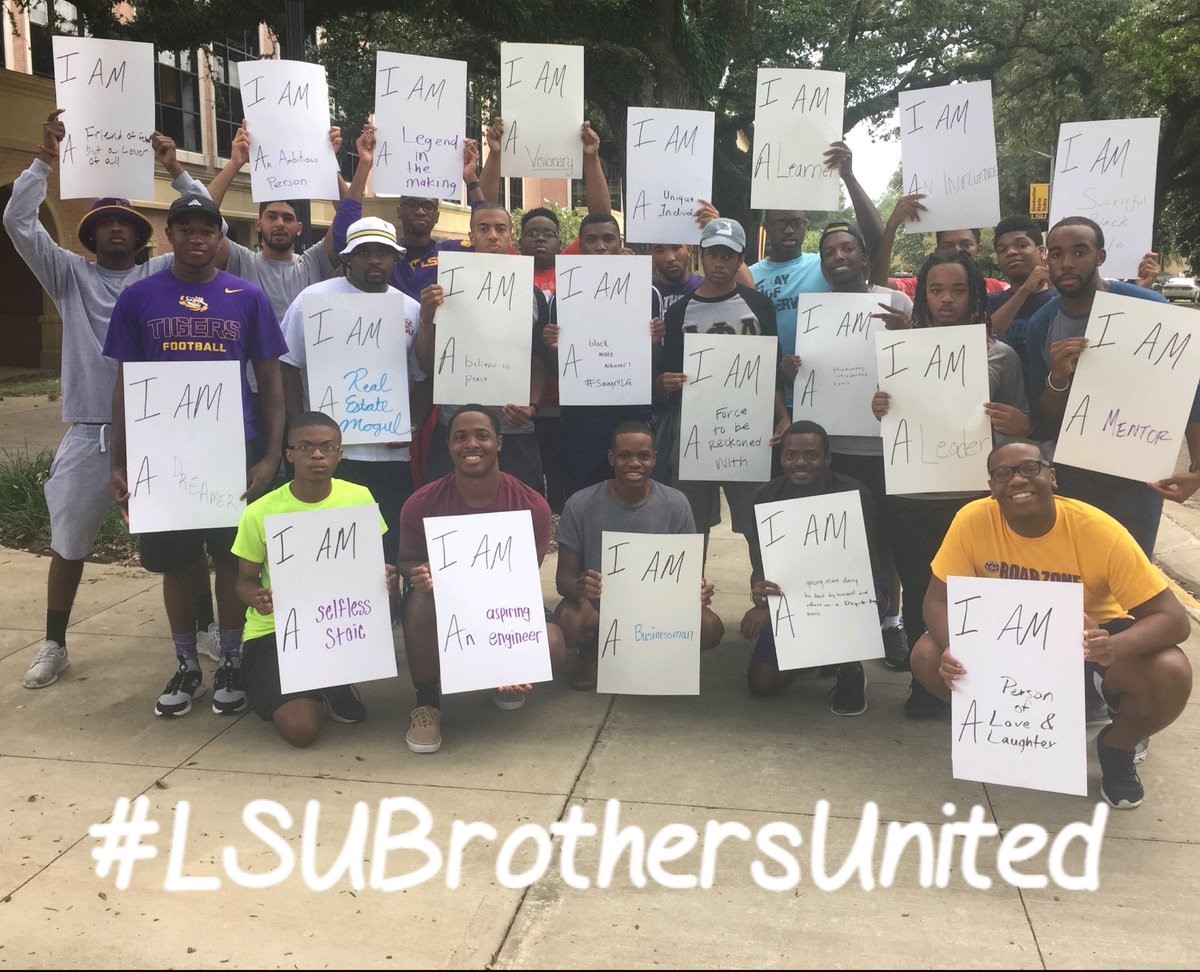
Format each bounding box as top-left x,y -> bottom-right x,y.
868,250 -> 1031,718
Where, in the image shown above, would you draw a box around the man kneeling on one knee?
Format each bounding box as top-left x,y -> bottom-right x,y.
911,439 -> 1192,809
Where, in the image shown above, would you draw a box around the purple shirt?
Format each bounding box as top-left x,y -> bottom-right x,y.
104,268 -> 287,439
654,273 -> 703,315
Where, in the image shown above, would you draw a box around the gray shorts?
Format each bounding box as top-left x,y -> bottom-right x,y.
44,423 -> 114,560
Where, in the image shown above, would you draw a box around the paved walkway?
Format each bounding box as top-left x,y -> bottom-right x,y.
1,401 -> 1197,968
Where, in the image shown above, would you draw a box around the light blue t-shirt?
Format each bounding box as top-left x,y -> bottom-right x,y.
750,252 -> 830,362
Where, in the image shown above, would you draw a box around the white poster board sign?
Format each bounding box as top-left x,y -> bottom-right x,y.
948,576 -> 1086,797
52,36 -> 154,199
123,361 -> 246,533
556,255 -> 653,406
374,51 -> 467,199
756,492 -> 881,670
425,510 -> 553,693
898,81 -> 1000,234
625,108 -> 715,244
1050,117 -> 1160,280
433,253 -> 534,406
875,328 -> 991,493
1054,291 -> 1200,480
267,504 -> 397,694
239,59 -> 339,202
499,43 -> 583,179
791,293 -> 886,436
302,292 -> 412,446
597,532 -> 703,695
751,68 -> 845,212
679,333 -> 777,482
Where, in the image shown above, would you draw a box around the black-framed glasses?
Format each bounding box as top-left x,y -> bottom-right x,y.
988,459 -> 1051,482
521,228 -> 559,240
286,441 -> 342,457
400,199 -> 438,212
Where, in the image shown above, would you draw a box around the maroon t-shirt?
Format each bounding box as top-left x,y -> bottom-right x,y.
398,471 -> 553,563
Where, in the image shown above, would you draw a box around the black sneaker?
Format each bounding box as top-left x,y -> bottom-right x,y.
882,624 -> 910,671
904,678 -> 947,719
1097,725 -> 1144,809
211,657 -> 247,715
323,684 -> 366,724
830,662 -> 867,716
155,662 -> 205,717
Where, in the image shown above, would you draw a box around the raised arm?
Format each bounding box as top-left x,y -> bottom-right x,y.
870,193 -> 927,288
580,121 -> 611,215
480,117 -> 504,204
824,141 -> 883,260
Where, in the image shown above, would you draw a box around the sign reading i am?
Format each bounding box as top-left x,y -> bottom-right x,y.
948,576 -> 1086,797
374,51 -> 467,199
499,42 -> 584,179
424,510 -> 553,694
555,255 -> 653,406
624,108 -> 715,244
268,504 -> 397,694
302,292 -> 413,446
597,532 -> 703,695
52,36 -> 155,199
123,361 -> 246,533
750,68 -> 846,211
239,59 -> 339,201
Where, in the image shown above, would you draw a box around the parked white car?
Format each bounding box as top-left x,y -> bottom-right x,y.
1162,276 -> 1200,302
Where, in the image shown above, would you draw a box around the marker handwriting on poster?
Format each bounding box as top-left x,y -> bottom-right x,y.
624,108 -> 715,245
499,43 -> 583,179
374,52 -> 467,198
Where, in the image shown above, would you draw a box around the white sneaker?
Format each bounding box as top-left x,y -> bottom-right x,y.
196,623 -> 221,662
23,640 -> 69,688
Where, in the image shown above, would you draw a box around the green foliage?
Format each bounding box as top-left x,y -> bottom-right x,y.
511,203 -> 584,247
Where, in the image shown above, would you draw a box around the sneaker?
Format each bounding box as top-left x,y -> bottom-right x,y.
572,649 -> 598,692
406,705 -> 442,754
1097,725 -> 1143,809
829,662 -> 867,716
323,684 -> 366,724
904,678 -> 948,719
1086,698 -> 1113,727
196,623 -> 221,663
882,624 -> 910,671
211,657 -> 247,715
493,688 -> 526,710
1133,737 -> 1149,764
23,640 -> 69,689
155,662 -> 205,717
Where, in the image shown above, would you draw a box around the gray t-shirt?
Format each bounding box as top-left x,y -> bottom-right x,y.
557,480 -> 697,576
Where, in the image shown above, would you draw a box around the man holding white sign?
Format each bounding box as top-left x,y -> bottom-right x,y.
105,193 -> 287,719
912,440 -> 1192,809
556,422 -> 723,692
234,412 -> 396,746
397,406 -> 565,754
280,216 -> 425,563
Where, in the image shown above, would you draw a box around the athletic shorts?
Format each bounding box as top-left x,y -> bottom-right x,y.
242,633 -> 323,721
44,423 -> 114,560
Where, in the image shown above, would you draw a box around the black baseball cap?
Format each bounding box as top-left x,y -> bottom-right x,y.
166,193 -> 222,225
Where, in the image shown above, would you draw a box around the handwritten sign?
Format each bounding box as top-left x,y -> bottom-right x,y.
499,42 -> 583,179
756,492 -> 881,670
239,59 -> 339,202
302,292 -> 412,446
373,52 -> 467,199
948,576 -> 1086,796
875,328 -> 991,494
679,334 -> 777,482
1049,117 -> 1160,280
1053,291 -> 1200,480
751,68 -> 845,211
267,504 -> 397,694
624,108 -> 715,245
425,510 -> 553,694
791,293 -> 886,436
433,253 -> 534,406
597,532 -> 703,695
556,255 -> 653,406
123,361 -> 246,533
899,81 -> 1000,234
52,37 -> 154,199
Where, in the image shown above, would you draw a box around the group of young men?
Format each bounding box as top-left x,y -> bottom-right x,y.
3,105 -> 1193,809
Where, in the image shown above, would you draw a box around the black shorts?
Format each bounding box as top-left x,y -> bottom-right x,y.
242,633 -> 323,721
1086,616 -> 1136,709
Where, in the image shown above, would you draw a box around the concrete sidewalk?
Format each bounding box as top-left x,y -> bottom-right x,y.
1,401 -> 1198,968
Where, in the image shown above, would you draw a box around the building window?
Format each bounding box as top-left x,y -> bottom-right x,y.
506,178 -> 524,211
29,0 -> 82,79
210,33 -> 258,159
570,160 -> 623,212
155,49 -> 202,154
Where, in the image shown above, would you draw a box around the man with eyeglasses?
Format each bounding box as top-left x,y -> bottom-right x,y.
910,439 -> 1192,810
104,193 -> 287,719
233,411 -> 396,745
